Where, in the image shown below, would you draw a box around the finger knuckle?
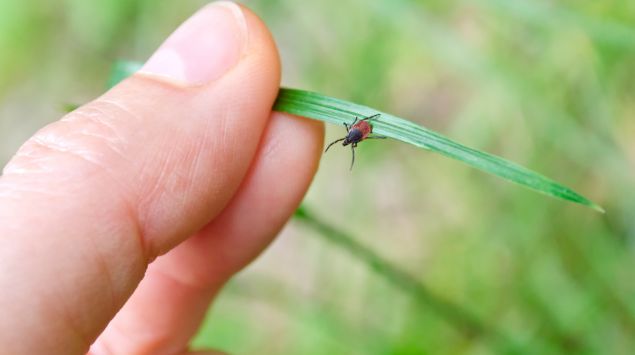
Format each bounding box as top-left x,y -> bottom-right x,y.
5,99 -> 137,180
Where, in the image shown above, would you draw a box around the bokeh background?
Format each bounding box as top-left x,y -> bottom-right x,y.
2,0 -> 635,354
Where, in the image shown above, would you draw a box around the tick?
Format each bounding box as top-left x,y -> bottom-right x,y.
324,113 -> 387,170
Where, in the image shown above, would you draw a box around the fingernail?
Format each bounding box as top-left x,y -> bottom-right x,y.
140,1 -> 247,85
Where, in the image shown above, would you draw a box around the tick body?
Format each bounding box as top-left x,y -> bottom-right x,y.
324,114 -> 387,170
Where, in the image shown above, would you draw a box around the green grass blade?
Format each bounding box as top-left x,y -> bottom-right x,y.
275,88 -> 603,212
107,60 -> 143,89
294,206 -> 522,352
108,62 -> 602,212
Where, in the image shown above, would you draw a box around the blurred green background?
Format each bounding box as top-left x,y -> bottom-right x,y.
1,0 -> 635,354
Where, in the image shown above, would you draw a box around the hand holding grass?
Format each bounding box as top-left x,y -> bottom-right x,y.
0,3 -> 323,354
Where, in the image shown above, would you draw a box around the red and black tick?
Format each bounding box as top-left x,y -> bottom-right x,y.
324,113 -> 387,170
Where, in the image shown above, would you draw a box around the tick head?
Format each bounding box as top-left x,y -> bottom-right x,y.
344,128 -> 363,145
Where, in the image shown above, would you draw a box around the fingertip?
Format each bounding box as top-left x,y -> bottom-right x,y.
262,112 -> 324,174
0,2 -> 284,352
89,113 -> 324,352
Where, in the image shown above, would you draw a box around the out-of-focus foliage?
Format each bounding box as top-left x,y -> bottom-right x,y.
1,0 -> 634,354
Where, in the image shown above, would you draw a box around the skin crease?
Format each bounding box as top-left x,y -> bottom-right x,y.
0,3 -> 324,355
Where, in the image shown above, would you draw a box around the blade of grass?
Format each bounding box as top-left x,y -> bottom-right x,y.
275,88 -> 603,212
294,206 -> 523,353
108,61 -> 602,212
107,60 -> 143,89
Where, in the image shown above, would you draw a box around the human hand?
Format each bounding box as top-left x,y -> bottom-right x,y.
0,2 -> 323,354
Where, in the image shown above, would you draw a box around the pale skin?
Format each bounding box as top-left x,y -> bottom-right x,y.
0,3 -> 324,354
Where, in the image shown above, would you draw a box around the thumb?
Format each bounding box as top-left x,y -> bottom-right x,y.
0,2 -> 280,353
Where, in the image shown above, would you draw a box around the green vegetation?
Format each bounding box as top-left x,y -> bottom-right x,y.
275,88 -> 602,211
2,0 -> 634,354
109,64 -> 601,210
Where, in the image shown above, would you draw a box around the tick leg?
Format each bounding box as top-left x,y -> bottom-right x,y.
350,146 -> 355,170
343,122 -> 350,133
324,137 -> 346,153
361,113 -> 381,122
